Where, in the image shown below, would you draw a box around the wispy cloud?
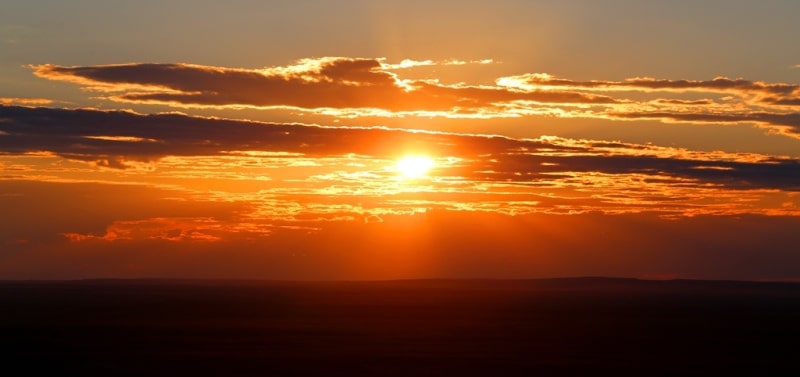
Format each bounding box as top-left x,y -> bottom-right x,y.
0,97 -> 53,106
380,58 -> 495,70
499,74 -> 799,98
606,111 -> 800,136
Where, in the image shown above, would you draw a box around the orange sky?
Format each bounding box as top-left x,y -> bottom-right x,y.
1,1 -> 800,280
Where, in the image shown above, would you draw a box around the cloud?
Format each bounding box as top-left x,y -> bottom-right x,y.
3,208 -> 800,280
501,74 -> 799,98
0,104 -> 526,167
31,58 -> 616,117
607,111 -> 800,136
63,217 -> 228,242
380,58 -> 495,70
2,105 -> 800,195
0,179 -> 251,246
499,73 -> 800,137
0,97 -> 53,106
30,57 -> 800,138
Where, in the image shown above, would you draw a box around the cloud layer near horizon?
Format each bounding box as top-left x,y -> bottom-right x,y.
3,181 -> 800,281
32,57 -> 800,138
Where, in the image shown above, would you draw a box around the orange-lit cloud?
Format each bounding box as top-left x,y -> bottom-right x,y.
0,179 -> 251,245
606,111 -> 800,137
63,217 -> 234,242
0,97 -> 53,106
31,57 -> 800,138
500,73 -> 800,137
3,105 -> 799,192
380,58 -> 495,70
31,58 -> 616,116
500,74 -> 799,99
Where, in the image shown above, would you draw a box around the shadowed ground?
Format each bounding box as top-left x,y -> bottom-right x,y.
1,278 -> 799,376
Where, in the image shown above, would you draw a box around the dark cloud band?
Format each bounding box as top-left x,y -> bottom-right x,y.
2,105 -> 799,190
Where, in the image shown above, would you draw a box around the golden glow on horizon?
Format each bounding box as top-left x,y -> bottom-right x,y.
396,156 -> 435,179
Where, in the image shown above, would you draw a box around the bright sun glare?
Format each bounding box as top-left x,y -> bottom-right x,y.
397,156 -> 435,179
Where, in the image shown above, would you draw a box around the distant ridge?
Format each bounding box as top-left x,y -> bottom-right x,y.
3,276 -> 799,289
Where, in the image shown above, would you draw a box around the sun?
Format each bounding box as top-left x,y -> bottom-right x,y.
396,156 -> 435,179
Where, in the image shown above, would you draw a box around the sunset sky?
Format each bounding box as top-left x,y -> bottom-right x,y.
2,1 -> 800,280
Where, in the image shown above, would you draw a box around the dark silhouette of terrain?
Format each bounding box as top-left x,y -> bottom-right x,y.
1,278 -> 798,376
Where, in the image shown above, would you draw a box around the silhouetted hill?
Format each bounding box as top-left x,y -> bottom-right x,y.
2,278 -> 799,376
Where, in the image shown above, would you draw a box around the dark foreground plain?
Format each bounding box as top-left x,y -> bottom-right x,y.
1,278 -> 799,376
